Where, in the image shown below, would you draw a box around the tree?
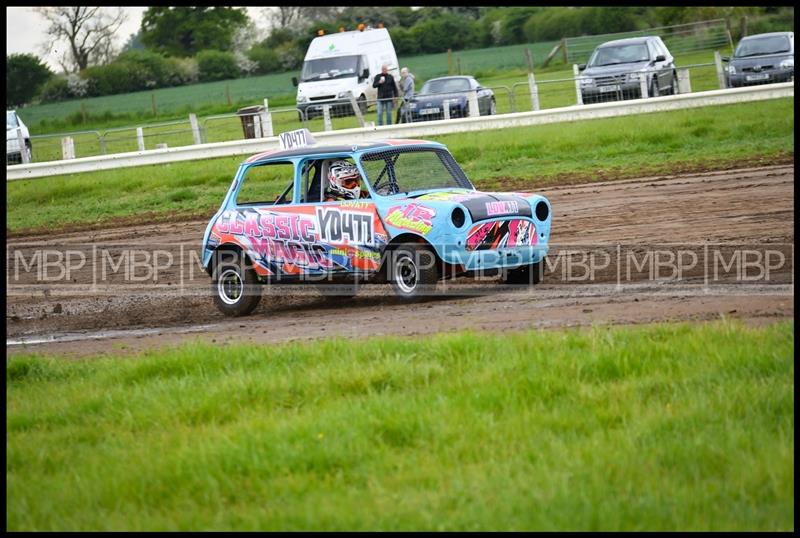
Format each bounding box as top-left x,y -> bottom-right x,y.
6,53 -> 54,107
140,7 -> 249,57
263,7 -> 344,30
36,7 -> 127,73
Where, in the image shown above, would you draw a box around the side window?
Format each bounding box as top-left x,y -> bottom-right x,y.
647,40 -> 658,60
236,161 -> 295,205
300,159 -> 324,203
320,157 -> 370,203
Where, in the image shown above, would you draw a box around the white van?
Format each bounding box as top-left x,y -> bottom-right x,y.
293,27 -> 399,119
6,110 -> 31,165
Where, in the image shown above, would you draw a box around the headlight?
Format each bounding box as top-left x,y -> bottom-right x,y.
728,65 -> 736,75
579,77 -> 594,87
626,72 -> 641,82
780,58 -> 794,69
337,91 -> 351,98
297,95 -> 308,103
408,103 -> 417,109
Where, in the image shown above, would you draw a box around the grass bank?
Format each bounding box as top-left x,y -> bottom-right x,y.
6,320 -> 794,530
7,97 -> 793,234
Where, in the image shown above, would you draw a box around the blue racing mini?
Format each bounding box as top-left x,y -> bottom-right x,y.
201,131 -> 552,316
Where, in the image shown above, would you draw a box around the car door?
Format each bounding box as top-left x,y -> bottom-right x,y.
296,157 -> 389,276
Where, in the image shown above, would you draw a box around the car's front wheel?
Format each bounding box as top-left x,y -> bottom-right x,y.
212,250 -> 262,316
388,243 -> 439,300
488,97 -> 496,115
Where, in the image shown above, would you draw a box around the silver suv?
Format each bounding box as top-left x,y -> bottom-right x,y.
578,36 -> 677,104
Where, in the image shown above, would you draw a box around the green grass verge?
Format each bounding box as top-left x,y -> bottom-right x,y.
6,320 -> 794,531
7,97 -> 793,234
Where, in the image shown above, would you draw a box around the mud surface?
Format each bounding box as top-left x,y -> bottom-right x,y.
7,165 -> 794,357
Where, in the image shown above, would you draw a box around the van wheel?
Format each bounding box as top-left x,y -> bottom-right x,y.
212,250 -> 262,316
358,94 -> 367,114
388,244 -> 438,301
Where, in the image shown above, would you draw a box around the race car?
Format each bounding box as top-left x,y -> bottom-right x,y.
201,130 -> 552,316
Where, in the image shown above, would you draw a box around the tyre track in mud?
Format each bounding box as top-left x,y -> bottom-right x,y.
6,165 -> 794,357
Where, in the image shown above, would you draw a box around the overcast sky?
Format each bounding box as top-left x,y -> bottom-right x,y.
6,6 -> 272,71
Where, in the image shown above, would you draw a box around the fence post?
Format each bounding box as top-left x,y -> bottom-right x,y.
322,105 -> 332,131
467,90 -> 479,117
61,136 -> 75,160
525,48 -> 540,111
16,128 -> 30,163
561,38 -> 568,64
261,98 -> 273,137
639,74 -> 649,99
98,134 -> 107,155
347,92 -> 365,127
677,68 -> 692,94
573,64 -> 583,105
136,127 -> 145,152
443,99 -> 451,121
714,51 -> 727,89
151,92 -> 157,116
189,113 -> 202,144
253,113 -> 262,138
528,73 -> 540,111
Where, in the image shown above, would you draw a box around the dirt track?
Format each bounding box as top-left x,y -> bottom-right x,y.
6,165 -> 794,357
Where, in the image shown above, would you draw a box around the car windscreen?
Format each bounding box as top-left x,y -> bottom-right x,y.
300,55 -> 360,82
734,35 -> 792,57
589,44 -> 650,66
359,147 -> 474,196
6,111 -> 18,128
419,78 -> 471,94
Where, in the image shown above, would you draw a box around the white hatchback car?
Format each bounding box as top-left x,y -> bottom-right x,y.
7,110 -> 32,164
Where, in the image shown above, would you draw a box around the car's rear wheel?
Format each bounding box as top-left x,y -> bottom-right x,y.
212,250 -> 262,316
388,243 -> 438,300
503,260 -> 543,286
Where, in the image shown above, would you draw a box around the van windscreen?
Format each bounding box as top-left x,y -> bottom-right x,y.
301,55 -> 361,82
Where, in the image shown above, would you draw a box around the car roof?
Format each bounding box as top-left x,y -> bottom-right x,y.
740,31 -> 793,40
244,139 -> 445,164
598,36 -> 657,47
424,75 -> 475,83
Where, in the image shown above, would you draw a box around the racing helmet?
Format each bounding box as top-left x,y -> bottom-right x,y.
327,160 -> 362,200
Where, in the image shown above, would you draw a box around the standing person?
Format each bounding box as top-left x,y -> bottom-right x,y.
396,67 -> 415,124
372,64 -> 398,126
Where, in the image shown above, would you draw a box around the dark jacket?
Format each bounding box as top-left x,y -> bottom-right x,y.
372,72 -> 398,100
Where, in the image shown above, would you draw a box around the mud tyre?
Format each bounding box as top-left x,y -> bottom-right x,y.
388,244 -> 439,301
212,250 -> 262,316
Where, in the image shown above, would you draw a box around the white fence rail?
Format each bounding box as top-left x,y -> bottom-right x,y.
7,82 -> 793,182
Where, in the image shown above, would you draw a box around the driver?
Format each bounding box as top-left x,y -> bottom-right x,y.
324,160 -> 368,202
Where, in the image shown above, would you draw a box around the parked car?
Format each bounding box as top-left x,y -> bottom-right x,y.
405,76 -> 496,122
578,36 -> 677,104
6,110 -> 31,165
724,31 -> 794,87
201,130 -> 552,316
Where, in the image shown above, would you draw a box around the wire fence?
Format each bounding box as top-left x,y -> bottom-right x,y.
564,19 -> 733,64
17,50 -> 792,165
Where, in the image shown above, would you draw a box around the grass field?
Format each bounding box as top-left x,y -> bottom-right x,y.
6,320 -> 794,530
18,40 -> 561,134
7,97 -> 794,233
20,45 -> 723,153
